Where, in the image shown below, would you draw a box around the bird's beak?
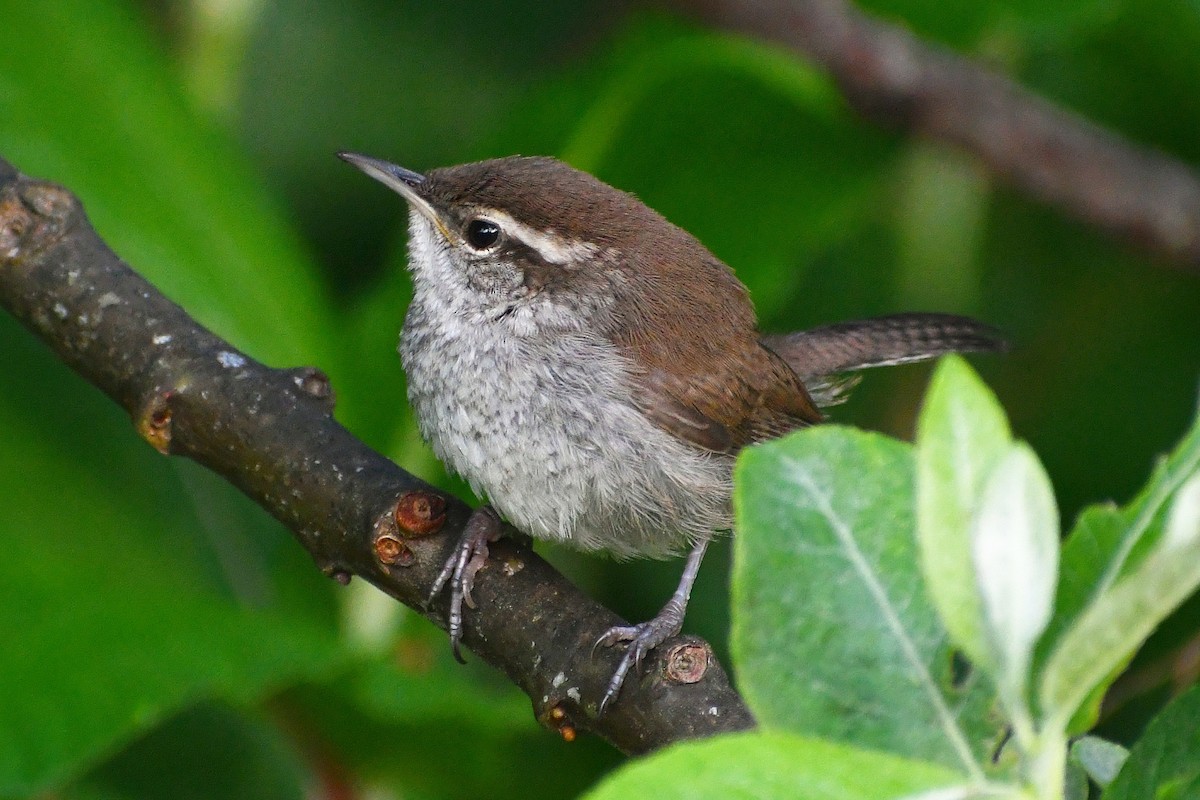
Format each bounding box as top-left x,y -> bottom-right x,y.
337,152 -> 447,235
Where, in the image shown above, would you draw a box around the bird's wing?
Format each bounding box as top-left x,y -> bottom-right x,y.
626,342 -> 823,454
607,243 -> 822,454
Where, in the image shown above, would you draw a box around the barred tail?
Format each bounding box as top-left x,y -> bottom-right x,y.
762,313 -> 1008,407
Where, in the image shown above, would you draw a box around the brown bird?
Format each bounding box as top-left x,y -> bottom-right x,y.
340,152 -> 1006,713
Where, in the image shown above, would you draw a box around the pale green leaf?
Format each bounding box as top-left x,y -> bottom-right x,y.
971,442 -> 1059,704
1037,397 -> 1200,731
1070,736 -> 1129,788
1039,521 -> 1200,726
1049,400 -> 1200,648
916,356 -> 1013,671
1162,471 -> 1200,550
583,732 -> 961,800
734,426 -> 998,777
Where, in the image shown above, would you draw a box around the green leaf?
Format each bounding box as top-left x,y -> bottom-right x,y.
0,0 -> 335,370
1065,760 -> 1091,800
916,356 -> 1013,672
0,3 -> 348,792
1039,486 -> 1200,726
1023,0 -> 1200,168
733,426 -> 997,777
1037,399 -> 1200,727
0,319 -> 343,798
971,442 -> 1059,710
558,25 -> 843,172
65,703 -> 309,800
343,655 -> 533,736
289,652 -> 620,800
1163,471 -> 1200,549
1086,411 -> 1200,598
1103,683 -> 1200,800
583,732 -> 961,800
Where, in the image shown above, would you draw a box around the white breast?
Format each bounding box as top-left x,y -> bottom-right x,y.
400,291 -> 733,560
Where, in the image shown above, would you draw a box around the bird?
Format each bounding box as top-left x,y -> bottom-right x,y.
338,151 -> 1006,714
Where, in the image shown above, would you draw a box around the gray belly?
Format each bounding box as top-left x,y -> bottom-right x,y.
400,321 -> 733,559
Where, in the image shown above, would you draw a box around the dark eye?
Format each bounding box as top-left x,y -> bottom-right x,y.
464,218 -> 501,250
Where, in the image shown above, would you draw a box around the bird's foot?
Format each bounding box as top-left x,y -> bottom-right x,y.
594,600 -> 687,716
592,538 -> 710,715
427,505 -> 502,663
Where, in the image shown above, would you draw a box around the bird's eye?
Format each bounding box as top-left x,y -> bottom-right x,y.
464,218 -> 502,251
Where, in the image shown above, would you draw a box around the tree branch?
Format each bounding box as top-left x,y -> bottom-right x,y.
0,158 -> 754,754
688,0 -> 1200,273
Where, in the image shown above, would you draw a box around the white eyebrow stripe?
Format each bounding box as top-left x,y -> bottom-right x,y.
483,209 -> 599,264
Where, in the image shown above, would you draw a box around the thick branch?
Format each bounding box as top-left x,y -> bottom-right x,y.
0,158 -> 754,753
690,0 -> 1200,273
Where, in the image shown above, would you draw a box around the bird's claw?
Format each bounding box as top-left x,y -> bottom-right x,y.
427,506 -> 501,664
594,606 -> 685,716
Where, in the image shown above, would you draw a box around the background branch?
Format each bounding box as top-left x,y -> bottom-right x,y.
0,157 -> 754,754
689,0 -> 1200,273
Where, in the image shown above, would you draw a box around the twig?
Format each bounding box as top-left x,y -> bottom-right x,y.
0,158 -> 754,754
689,0 -> 1200,273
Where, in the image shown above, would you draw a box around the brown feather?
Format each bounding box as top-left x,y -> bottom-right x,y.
600,210 -> 822,454
421,157 -> 825,452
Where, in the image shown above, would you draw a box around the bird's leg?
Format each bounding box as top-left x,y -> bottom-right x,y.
427,505 -> 502,663
594,537 -> 710,715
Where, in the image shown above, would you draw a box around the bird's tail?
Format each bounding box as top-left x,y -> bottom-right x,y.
762,313 -> 1008,407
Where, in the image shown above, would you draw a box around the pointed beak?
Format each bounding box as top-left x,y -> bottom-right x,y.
337,151 -> 445,230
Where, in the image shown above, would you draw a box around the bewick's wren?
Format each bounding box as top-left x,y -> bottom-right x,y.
339,152 -> 1005,713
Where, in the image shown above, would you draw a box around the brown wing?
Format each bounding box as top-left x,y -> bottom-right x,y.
627,343 -> 823,454
606,234 -> 821,454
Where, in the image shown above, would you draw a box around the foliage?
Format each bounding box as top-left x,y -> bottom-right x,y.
587,358 -> 1200,799
0,0 -> 1198,798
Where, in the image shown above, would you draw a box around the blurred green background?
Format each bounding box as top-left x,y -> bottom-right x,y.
0,0 -> 1197,797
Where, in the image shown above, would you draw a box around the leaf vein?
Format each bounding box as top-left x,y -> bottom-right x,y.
787,458 -> 984,780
